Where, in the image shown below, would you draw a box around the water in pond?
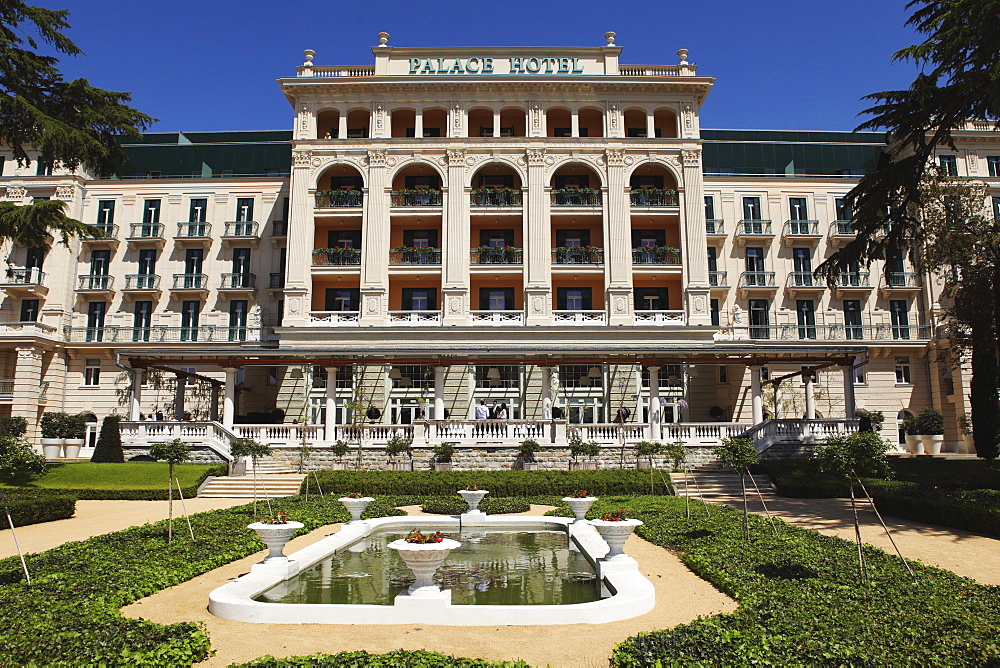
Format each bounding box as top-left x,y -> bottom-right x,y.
257,528 -> 603,606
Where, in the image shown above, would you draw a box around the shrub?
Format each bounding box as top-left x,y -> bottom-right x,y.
61,413 -> 87,440
0,491 -> 75,528
39,412 -> 63,439
568,435 -> 601,460
420,496 -> 531,515
232,650 -> 528,667
230,438 -> 271,461
0,416 -> 26,438
90,414 -> 124,463
855,408 -> 885,431
662,442 -> 687,471
0,436 -> 46,482
385,433 -> 412,460
433,441 -> 456,463
916,407 -> 946,435
517,439 -> 541,462
329,440 -> 350,459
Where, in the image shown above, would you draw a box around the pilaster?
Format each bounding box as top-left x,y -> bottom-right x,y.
12,347 -> 42,442
442,150 -> 469,325
525,149 -> 552,325
681,149 -> 711,325
605,149 -> 633,325
360,150 -> 390,325
283,149 -> 314,325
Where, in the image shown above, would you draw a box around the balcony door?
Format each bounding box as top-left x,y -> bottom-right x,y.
742,196 -> 762,232
138,249 -> 156,276
479,288 -> 515,311
843,300 -> 862,340
86,301 -> 106,342
180,300 -> 200,342
142,199 -> 161,224
796,300 -> 816,339
133,301 -> 152,342
229,300 -> 248,341
232,248 -> 251,287
634,287 -> 669,311
556,287 -> 592,311
793,247 -> 812,286
90,249 -> 110,276
401,288 -> 437,311
890,299 -> 910,339
185,248 -> 203,275
749,299 -> 769,339
324,288 -> 359,312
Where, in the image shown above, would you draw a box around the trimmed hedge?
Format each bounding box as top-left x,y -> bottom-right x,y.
234,649 -> 528,667
23,463 -> 228,500
420,497 -> 531,515
0,490 -> 76,528
303,470 -> 670,498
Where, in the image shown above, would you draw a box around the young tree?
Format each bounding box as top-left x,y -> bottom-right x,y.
0,435 -> 46,483
90,414 -> 124,463
148,439 -> 191,543
230,438 -> 272,517
715,437 -> 758,541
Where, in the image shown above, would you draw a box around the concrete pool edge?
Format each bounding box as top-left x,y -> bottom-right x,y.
208,515 -> 656,625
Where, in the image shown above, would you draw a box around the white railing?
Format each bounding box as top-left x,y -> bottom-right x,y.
741,418 -> 859,452
569,424 -> 648,443
120,421 -> 236,461
336,424 -> 414,444
662,423 -> 753,443
302,66 -> 376,77
619,65 -> 682,77
634,311 -> 685,325
470,310 -> 525,325
553,310 -> 606,325
412,420 -> 551,444
388,310 -> 441,326
308,311 -> 360,326
233,424 -> 324,444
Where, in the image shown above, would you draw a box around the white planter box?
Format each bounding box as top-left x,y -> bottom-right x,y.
921,434 -> 944,455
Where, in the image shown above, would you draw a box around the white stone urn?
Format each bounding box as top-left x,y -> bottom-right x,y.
905,434 -> 923,455
63,438 -> 84,459
562,496 -> 598,523
457,489 -> 489,514
248,521 -> 305,562
388,537 -> 461,596
921,434 -> 944,455
338,496 -> 374,522
40,438 -> 63,459
590,518 -> 644,559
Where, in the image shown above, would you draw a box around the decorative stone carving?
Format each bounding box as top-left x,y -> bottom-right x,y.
368,150 -> 388,167
3,186 -> 27,200
300,105 -> 309,132
448,297 -> 462,314
605,149 -> 633,167
292,151 -> 311,168
288,297 -> 301,315
16,346 -> 42,361
452,101 -> 463,131
681,150 -> 700,167
447,149 -> 466,166
605,31 -> 617,46
53,185 -> 75,200
310,157 -> 323,169
613,296 -> 626,314
530,101 -> 541,130
531,296 -> 544,313
365,296 -> 379,314
732,303 -> 743,324
683,104 -> 694,131
373,102 -> 385,131
250,304 -> 262,327
693,296 -> 706,314
608,102 -> 619,130
377,32 -> 390,47
526,149 -> 546,166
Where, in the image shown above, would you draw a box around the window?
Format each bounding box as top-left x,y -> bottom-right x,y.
184,248 -> 204,275
634,287 -> 668,311
268,368 -> 278,385
742,196 -> 762,220
789,197 -> 808,220
719,365 -> 728,383
97,200 -> 115,227
792,247 -> 812,284
641,364 -> 682,389
404,175 -> 440,190
556,287 -> 592,310
232,248 -> 251,276
745,247 -> 765,278
390,364 -> 432,389
20,299 -> 39,322
988,156 -> 1000,178
843,300 -> 862,340
796,300 -> 816,339
560,364 -> 603,389
853,364 -> 866,386
890,299 -> 910,339
324,288 -> 359,311
993,196 -> 1000,221
401,288 -> 437,311
36,161 -> 53,176
834,197 -> 853,221
479,287 -> 514,310
84,358 -> 101,387
554,174 -> 589,189
133,301 -> 152,342
90,249 -> 110,276
235,197 -> 254,221
749,299 -> 769,339
402,229 -> 438,247
479,229 -> 514,247
475,365 -> 519,389
142,199 -> 161,223
328,230 -> 361,248
939,154 -> 958,176
180,300 -> 200,342
895,356 -> 912,385
710,298 -> 720,326
137,249 -> 156,277
229,300 -> 248,341
86,301 -> 106,342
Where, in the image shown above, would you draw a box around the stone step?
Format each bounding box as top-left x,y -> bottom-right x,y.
198,473 -> 305,498
670,472 -> 775,497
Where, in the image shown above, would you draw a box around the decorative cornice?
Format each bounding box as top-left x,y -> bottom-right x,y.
526,149 -> 546,166
368,150 -> 389,167
681,149 -> 701,167
2,185 -> 27,200
447,149 -> 466,166
292,150 -> 312,168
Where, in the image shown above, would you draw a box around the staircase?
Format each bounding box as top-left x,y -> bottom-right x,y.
198,472 -> 305,498
670,465 -> 775,499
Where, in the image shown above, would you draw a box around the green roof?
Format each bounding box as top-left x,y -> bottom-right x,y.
114,131 -> 292,179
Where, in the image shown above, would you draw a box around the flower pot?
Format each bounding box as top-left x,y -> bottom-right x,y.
433,462 -> 453,471
328,461 -> 348,470
458,489 -> 489,513
248,521 -> 305,562
562,496 -> 597,523
569,461 -> 598,471
521,461 -> 538,471
388,538 -> 462,596
40,438 -> 64,459
338,496 -> 374,522
590,518 -> 644,560
921,434 -> 944,455
961,434 -> 975,454
63,438 -> 84,459
387,461 -> 413,472
905,434 -> 923,455
636,461 -> 654,470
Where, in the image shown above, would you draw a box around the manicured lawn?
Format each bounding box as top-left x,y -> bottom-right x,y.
1,462 -> 222,497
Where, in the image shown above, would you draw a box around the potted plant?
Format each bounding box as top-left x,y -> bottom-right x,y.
338,492 -> 374,522
568,434 -> 601,470
61,413 -> 87,459
903,414 -> 923,454
517,439 -> 541,470
387,530 -> 461,596
561,490 -> 598,523
457,485 -> 488,513
589,508 -> 644,560
248,511 -> 305,563
433,441 -> 456,471
958,414 -> 974,453
917,407 -> 945,455
329,439 -> 350,470
40,411 -> 66,459
634,441 -> 661,469
385,432 -> 413,471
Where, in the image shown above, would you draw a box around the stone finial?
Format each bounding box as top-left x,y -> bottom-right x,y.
303,49 -> 315,66
378,32 -> 390,47
604,31 -> 617,46
677,48 -> 689,65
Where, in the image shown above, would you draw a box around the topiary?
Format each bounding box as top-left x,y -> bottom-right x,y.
90,414 -> 124,463
916,407 -> 945,435
0,416 -> 27,438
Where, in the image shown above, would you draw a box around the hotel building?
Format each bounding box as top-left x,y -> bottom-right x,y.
0,33 -> 992,466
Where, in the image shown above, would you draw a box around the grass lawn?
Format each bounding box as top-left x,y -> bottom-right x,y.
1,462 -> 219,491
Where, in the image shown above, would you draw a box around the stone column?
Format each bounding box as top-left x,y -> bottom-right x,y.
325,366 -> 338,441
681,149 -> 711,325
360,150 -> 390,325
338,113 -> 348,141
524,149 -> 552,325
842,365 -> 857,419
571,109 -> 580,137
541,366 -> 552,419
284,150 -> 314,325
773,382 -> 782,421
648,365 -> 661,441
222,367 -> 236,429
174,374 -> 185,418
209,384 -> 219,422
804,371 -> 816,420
493,110 -> 501,139
433,366 -> 446,420
645,112 -> 655,140
129,369 -> 142,422
12,347 -> 42,443
414,109 -> 423,139
442,150 -> 469,325
750,366 -> 763,424
605,149 -> 634,325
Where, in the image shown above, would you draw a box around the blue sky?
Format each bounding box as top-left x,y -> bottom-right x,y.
45,0 -> 922,134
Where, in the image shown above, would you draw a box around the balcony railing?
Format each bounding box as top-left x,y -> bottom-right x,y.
470,247 -> 523,264
470,310 -> 525,325
634,310 -> 685,325
471,188 -> 522,207
312,248 -> 362,265
223,221 -> 260,238
744,323 -> 932,342
2,268 -> 46,286
314,189 -> 363,208
124,274 -> 161,290
77,274 -> 114,290
220,273 -> 256,290
388,310 -> 441,325
176,222 -> 211,238
786,272 -> 822,288
86,223 -> 118,240
551,189 -> 601,206
705,219 -> 725,234
390,247 -> 442,265
390,189 -> 441,206
783,220 -> 820,236
831,220 -> 856,236
738,271 -> 777,288
308,311 -> 360,326
64,325 -> 262,343
736,220 -> 773,235
834,272 -> 871,288
128,223 -> 164,239
631,247 -> 681,265
272,221 -> 288,236
553,310 -> 607,325
553,247 -> 604,264
709,271 -> 728,287
171,273 -> 209,289
630,189 -> 678,206
269,273 -> 285,289
884,272 -> 921,288
0,379 -> 13,396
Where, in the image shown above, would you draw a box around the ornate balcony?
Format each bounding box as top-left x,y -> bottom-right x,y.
308,311 -> 360,327
471,188 -> 522,207
550,189 -> 601,206
390,247 -> 442,265
735,220 -> 773,246
390,189 -> 441,207
470,310 -> 525,325
83,223 -> 119,247
174,222 -> 212,246
219,273 -> 257,292
77,274 -> 115,292
122,274 -> 161,295
829,220 -> 857,247
738,271 -> 777,296
785,272 -> 825,296
633,310 -> 685,325
552,247 -> 604,264
781,220 -> 822,245
127,223 -> 165,246
171,273 -> 209,294
315,189 -> 363,208
631,247 -> 681,265
705,219 -> 726,236
388,310 -> 441,326
553,310 -> 606,325
708,271 -> 728,288
879,272 -> 921,294
832,272 -> 873,295
1,268 -> 47,296
312,248 -> 362,266
222,221 -> 260,246
629,188 -> 678,207
470,247 -> 523,264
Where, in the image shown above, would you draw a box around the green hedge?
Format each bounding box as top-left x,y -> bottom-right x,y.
420,497 -> 531,515
0,490 -> 76,528
304,470 -> 670,498
29,463 -> 229,500
234,649 -> 528,667
576,496 -> 1000,666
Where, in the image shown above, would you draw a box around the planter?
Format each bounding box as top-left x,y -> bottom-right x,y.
40,438 -> 64,459
433,462 -> 453,471
562,496 -> 597,523
962,434 -> 975,454
457,489 -> 489,513
328,461 -> 349,470
248,521 -> 305,562
387,461 -> 413,472
636,461 -> 654,470
590,518 -> 644,560
63,438 -> 84,459
569,461 -> 598,471
338,496 -> 374,522
520,461 -> 539,471
388,538 -> 462,596
904,434 -> 923,455
921,434 -> 944,455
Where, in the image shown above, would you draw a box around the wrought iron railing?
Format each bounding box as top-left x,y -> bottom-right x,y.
470,247 -> 523,264
220,273 -> 257,289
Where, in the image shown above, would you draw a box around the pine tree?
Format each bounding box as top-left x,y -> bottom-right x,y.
90,414 -> 124,463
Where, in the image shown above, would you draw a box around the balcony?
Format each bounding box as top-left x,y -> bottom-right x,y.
633,310 -> 685,326
64,325 -> 261,343
268,273 -> 285,289
219,273 -> 257,293
832,272 -> 873,295
222,221 -> 260,246
83,223 -> 119,247
390,247 -> 442,265
1,268 -> 47,296
127,223 -> 165,246
389,310 -> 441,326
390,189 -> 441,207
550,189 -> 602,206
77,274 -> 115,293
174,222 -> 212,246
879,272 -> 921,294
271,221 -> 288,237
312,248 -> 362,266
738,271 -> 777,295
629,188 -> 678,207
171,273 -> 209,294
752,323 -> 932,342
785,272 -> 825,296
734,220 -> 774,246
122,274 -> 161,295
631,247 -> 681,265
471,188 -> 522,207
470,247 -> 523,265
0,379 -> 13,397
553,310 -> 607,325
781,220 -> 822,245
308,311 -> 360,327
315,189 -> 363,208
552,247 -> 604,265
470,310 -> 525,325
705,219 -> 726,236
708,271 -> 728,288
829,220 -> 857,247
